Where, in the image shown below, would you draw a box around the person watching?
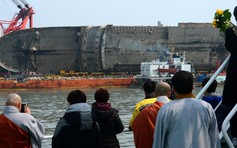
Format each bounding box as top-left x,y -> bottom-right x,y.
201,77 -> 222,109
132,82 -> 171,148
52,90 -> 99,148
92,88 -> 124,148
153,71 -> 221,148
129,80 -> 157,130
215,6 -> 237,146
0,93 -> 45,148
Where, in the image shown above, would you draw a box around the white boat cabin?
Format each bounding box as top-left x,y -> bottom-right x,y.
140,53 -> 191,78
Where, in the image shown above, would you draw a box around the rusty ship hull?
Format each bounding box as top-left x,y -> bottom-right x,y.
0,77 -> 134,89
0,23 -> 226,75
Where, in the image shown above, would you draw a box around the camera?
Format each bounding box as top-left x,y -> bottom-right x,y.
20,103 -> 28,113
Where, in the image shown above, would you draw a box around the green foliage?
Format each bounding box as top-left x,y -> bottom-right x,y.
212,9 -> 233,32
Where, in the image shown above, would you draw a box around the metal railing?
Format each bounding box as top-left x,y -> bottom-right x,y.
196,54 -> 237,147
195,54 -> 230,99
214,100 -> 222,112
221,104 -> 237,148
43,129 -> 132,140
43,135 -> 53,139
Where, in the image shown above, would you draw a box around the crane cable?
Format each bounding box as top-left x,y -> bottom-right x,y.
0,0 -> 14,19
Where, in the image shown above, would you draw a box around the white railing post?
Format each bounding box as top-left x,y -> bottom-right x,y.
194,54 -> 236,146
214,100 -> 222,112
221,104 -> 237,148
196,54 -> 230,100
43,135 -> 53,139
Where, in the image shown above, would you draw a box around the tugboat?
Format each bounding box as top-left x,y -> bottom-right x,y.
129,51 -> 193,88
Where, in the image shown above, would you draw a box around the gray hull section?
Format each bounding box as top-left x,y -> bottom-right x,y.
0,23 -> 225,74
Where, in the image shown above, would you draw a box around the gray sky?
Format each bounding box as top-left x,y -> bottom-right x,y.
0,0 -> 236,28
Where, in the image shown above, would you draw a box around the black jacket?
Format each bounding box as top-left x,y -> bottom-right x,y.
52,103 -> 99,148
222,27 -> 237,106
92,102 -> 124,148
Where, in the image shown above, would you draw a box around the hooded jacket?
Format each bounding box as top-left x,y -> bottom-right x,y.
52,103 -> 99,148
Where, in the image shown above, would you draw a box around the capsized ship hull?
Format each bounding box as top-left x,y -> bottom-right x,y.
0,23 -> 226,75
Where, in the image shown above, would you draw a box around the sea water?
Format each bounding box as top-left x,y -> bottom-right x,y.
0,86 -> 224,148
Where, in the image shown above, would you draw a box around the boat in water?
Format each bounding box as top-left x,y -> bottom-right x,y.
196,72 -> 226,86
129,51 -> 193,88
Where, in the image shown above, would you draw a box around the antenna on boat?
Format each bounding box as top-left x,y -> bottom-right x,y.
183,51 -> 186,63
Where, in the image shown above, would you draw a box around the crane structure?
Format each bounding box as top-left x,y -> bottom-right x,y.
0,0 -> 34,36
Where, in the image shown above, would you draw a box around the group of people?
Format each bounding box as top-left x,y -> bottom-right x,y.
0,71 -> 228,148
0,88 -> 124,148
52,88 -> 124,148
0,5 -> 237,148
0,70 -> 230,148
130,71 -> 221,148
130,6 -> 237,148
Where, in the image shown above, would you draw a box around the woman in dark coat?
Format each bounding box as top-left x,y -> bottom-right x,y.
52,90 -> 99,148
92,88 -> 124,148
216,6 -> 237,142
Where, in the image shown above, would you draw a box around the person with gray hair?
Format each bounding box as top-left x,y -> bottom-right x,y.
132,82 -> 171,148
0,93 -> 45,148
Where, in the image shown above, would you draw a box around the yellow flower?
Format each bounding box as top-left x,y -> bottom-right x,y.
213,9 -> 233,32
216,9 -> 224,15
212,20 -> 217,28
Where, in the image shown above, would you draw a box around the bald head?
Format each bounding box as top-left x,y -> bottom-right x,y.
155,82 -> 171,97
6,93 -> 22,108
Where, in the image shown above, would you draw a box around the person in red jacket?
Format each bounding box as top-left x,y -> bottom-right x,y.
132,82 -> 171,148
129,80 -> 157,131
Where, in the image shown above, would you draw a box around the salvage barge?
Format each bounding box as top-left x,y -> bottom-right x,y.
0,77 -> 134,89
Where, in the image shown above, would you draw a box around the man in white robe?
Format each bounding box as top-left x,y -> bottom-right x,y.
152,71 -> 221,148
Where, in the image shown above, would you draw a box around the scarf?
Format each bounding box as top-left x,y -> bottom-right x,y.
92,102 -> 112,110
